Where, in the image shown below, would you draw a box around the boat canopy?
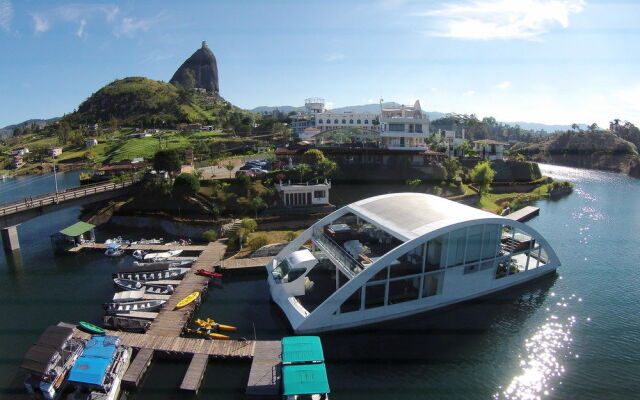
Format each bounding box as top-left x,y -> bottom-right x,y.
21,325 -> 74,375
281,336 -> 325,364
68,335 -> 119,386
59,221 -> 95,237
282,363 -> 330,395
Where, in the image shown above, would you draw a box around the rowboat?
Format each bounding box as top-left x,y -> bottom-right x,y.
141,249 -> 183,262
185,327 -> 229,340
103,299 -> 166,314
195,318 -> 237,332
113,278 -> 175,294
131,238 -> 163,245
175,291 -> 200,309
132,259 -> 194,269
113,267 -> 189,282
78,321 -> 105,335
196,269 -> 223,279
112,290 -> 145,303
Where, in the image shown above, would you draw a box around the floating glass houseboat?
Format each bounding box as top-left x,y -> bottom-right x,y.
267,193 -> 560,333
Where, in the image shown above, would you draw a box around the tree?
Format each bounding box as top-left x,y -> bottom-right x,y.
248,196 -> 267,219
316,157 -> 338,178
470,161 -> 496,195
443,158 -> 460,181
303,149 -> 325,169
225,161 -> 234,178
153,149 -> 181,173
293,164 -> 311,183
172,173 -> 200,199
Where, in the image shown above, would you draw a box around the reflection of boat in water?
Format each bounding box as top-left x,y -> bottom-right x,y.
22,325 -> 85,400
267,193 -> 561,334
67,335 -> 132,400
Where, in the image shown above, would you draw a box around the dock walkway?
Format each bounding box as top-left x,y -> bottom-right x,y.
123,348 -> 154,388
69,243 -> 209,252
246,340 -> 281,398
506,206 -> 540,222
146,241 -> 227,337
221,256 -> 273,272
180,353 -> 210,393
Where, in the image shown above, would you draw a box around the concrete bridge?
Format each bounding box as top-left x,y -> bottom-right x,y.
0,180 -> 135,251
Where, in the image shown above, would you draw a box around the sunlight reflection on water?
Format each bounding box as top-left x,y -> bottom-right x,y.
494,295 -> 583,400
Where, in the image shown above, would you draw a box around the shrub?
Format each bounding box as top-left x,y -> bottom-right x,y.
285,231 -> 298,241
240,217 -> 257,232
248,234 -> 269,251
172,173 -> 201,199
202,229 -> 218,242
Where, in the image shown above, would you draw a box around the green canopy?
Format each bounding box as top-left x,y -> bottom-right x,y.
59,221 -> 95,237
282,363 -> 330,396
281,336 -> 325,364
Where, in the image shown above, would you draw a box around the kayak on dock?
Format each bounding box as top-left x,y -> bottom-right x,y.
77,321 -> 105,335
195,269 -> 223,279
175,291 -> 200,309
185,327 -> 229,340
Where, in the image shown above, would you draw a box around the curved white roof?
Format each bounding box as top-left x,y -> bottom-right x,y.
347,193 -> 502,241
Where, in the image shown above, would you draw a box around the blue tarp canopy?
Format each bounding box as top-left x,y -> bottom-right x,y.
282,363 -> 330,395
68,335 -> 118,386
281,336 -> 325,364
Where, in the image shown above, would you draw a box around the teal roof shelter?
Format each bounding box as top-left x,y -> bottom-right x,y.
282,363 -> 330,396
281,336 -> 325,364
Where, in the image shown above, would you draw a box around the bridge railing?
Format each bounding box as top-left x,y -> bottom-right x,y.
0,180 -> 134,217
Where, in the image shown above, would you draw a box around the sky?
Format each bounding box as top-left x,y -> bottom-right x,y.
1,0 -> 639,128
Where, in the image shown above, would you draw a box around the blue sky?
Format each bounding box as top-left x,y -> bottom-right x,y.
1,0 -> 639,128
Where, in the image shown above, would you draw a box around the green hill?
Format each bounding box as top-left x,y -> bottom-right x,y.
512,129 -> 637,155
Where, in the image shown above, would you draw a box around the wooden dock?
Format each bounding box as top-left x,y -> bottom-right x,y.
68,243 -> 210,253
221,256 -> 273,272
123,348 -> 154,388
146,241 -> 227,337
180,353 -> 210,393
246,340 -> 281,398
506,206 -> 540,222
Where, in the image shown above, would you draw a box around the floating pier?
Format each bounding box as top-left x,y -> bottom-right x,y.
180,353 -> 210,393
123,348 -> 154,388
220,256 -> 273,272
246,340 -> 281,398
506,206 -> 540,222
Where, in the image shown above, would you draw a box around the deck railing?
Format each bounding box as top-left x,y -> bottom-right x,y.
312,232 -> 364,278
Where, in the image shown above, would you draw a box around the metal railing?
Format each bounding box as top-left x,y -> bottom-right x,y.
313,232 -> 364,278
0,179 -> 134,216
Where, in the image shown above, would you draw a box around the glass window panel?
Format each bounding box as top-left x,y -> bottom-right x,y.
341,288 -> 362,313
365,283 -> 386,309
388,277 -> 420,305
445,229 -> 466,267
426,238 -> 442,270
370,265 -> 388,282
482,225 -> 501,259
422,273 -> 442,297
390,246 -> 423,278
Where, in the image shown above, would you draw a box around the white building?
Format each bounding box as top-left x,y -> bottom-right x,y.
305,97 -> 327,114
266,193 -> 560,333
315,112 -> 379,133
472,140 -> 507,160
431,129 -> 465,157
275,180 -> 331,207
47,147 -> 63,157
379,101 -> 430,150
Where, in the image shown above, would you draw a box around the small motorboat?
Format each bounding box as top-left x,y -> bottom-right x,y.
175,291 -> 200,309
105,236 -> 130,245
113,278 -> 175,294
195,318 -> 237,332
113,267 -> 189,282
132,250 -> 147,260
141,249 -> 183,262
112,289 -> 145,303
103,299 -> 166,314
144,283 -> 175,295
105,247 -> 124,257
131,238 -> 163,245
78,321 -> 105,335
196,269 -> 223,279
132,259 -> 194,269
185,327 -> 229,340
113,278 -> 143,291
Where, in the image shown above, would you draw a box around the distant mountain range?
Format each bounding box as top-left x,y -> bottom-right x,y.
249,102 -> 586,134
0,117 -> 60,138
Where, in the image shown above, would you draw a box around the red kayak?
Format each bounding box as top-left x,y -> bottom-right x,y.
196,269 -> 223,278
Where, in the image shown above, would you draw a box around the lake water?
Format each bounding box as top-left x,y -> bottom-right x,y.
0,165 -> 638,399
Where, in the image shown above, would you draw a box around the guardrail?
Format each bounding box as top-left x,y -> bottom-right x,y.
0,180 -> 134,217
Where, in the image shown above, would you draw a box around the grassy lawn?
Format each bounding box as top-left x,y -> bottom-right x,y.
478,183 -> 553,213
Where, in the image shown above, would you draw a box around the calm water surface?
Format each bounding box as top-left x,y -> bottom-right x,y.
0,165 -> 638,399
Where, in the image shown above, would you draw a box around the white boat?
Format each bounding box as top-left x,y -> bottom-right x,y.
103,299 -> 166,314
104,237 -> 129,246
104,247 -> 124,257
113,267 -> 189,282
22,325 -> 85,400
142,249 -> 183,262
67,336 -> 132,400
132,259 -> 194,269
112,290 -> 145,303
267,193 -> 561,334
132,250 -> 147,260
131,238 -> 163,245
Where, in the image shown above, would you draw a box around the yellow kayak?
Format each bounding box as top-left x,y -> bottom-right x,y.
197,318 -> 238,332
186,327 -> 230,340
175,291 -> 200,309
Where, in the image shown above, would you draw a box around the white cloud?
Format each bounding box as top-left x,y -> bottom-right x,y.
0,0 -> 12,30
32,13 -> 50,33
416,0 -> 585,40
463,90 -> 476,96
496,80 -> 512,89
76,19 -> 87,38
325,53 -> 345,62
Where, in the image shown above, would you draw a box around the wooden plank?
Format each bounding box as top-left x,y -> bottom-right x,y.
122,348 -> 154,388
505,206 -> 540,222
246,341 -> 281,398
180,353 -> 209,393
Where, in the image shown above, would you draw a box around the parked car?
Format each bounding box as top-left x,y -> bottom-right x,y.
239,164 -> 253,171
249,167 -> 268,177
236,170 -> 256,178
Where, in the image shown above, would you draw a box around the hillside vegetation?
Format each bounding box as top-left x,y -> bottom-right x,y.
511,129 -> 637,155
